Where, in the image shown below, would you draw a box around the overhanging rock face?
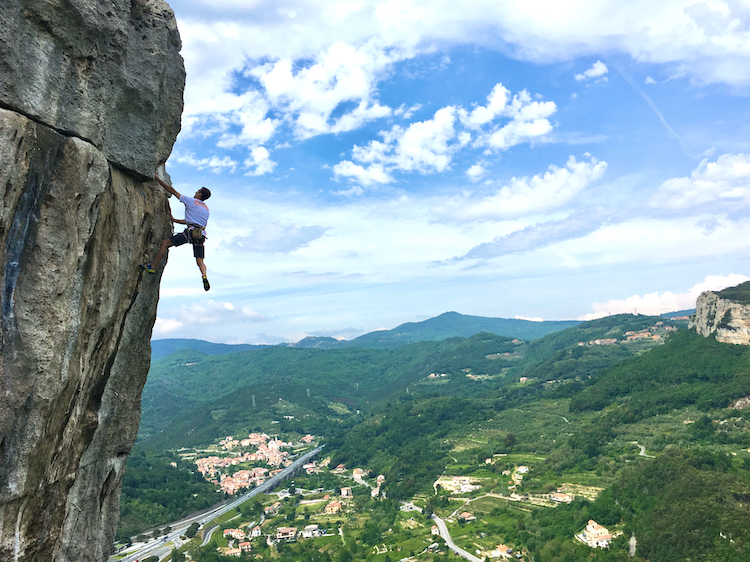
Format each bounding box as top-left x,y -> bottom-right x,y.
0,1 -> 184,560
0,0 -> 184,178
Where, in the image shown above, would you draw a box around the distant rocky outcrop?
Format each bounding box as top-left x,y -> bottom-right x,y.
0,1 -> 184,561
689,282 -> 750,345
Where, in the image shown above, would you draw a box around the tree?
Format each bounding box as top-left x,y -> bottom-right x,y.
186,522 -> 200,538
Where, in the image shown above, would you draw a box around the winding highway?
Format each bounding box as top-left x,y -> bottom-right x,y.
113,446 -> 323,562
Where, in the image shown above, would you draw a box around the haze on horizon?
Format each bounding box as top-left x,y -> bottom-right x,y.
153,0 -> 750,345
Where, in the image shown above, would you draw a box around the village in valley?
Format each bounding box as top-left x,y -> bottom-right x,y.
157,430 -> 623,562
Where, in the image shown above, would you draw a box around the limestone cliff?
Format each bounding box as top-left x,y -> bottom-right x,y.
0,1 -> 184,561
689,282 -> 750,345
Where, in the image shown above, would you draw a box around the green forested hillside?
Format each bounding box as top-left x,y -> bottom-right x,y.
287,311 -> 581,349
140,339 -> 451,442
342,311 -> 581,348
717,281 -> 750,304
139,315 -> 671,444
569,330 -> 750,417
150,339 -> 263,361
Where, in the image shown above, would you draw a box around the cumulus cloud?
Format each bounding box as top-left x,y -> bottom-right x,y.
172,152 -> 238,173
244,146 -> 277,176
645,75 -> 657,84
651,153 -> 750,210
182,90 -> 278,149
153,317 -> 184,335
579,273 -> 750,320
575,60 -> 608,81
515,315 -> 543,322
334,106 -> 460,181
438,154 -> 607,222
155,301 -> 269,334
474,89 -> 556,150
248,41 -> 404,139
466,162 -> 486,182
178,300 -> 270,324
332,160 -> 393,186
460,83 -> 511,128
175,38 -> 406,166
229,222 -> 327,253
334,83 -> 556,184
394,106 -> 459,172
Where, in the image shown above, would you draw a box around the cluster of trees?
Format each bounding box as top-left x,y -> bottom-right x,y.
569,330 -> 750,418
329,396 -> 496,499
716,281 -> 750,304
608,449 -> 750,561
436,448 -> 750,562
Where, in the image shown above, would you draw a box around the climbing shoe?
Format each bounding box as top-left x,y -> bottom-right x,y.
203,276 -> 210,291
139,264 -> 156,275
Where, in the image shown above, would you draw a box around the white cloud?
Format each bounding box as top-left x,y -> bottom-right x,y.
579,273 -> 750,320
471,88 -> 557,150
651,153 -> 750,210
177,1 -> 750,88
334,106 -> 460,181
176,300 -> 269,324
389,106 -> 458,172
153,317 -> 183,335
460,83 -> 510,128
244,146 -> 277,176
439,154 -> 607,221
458,209 -> 608,260
171,152 -> 239,173
515,315 -> 543,322
575,60 -> 608,81
466,163 -> 486,182
249,41 -> 404,139
332,160 -> 393,186
394,103 -> 423,119
171,0 -> 750,160
645,76 -> 656,84
335,84 -> 556,184
332,185 -> 365,196
230,222 -> 327,253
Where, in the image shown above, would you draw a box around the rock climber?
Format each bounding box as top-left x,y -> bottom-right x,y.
141,173 -> 211,291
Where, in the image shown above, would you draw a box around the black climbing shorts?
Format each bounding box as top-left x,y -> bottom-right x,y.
170,228 -> 205,259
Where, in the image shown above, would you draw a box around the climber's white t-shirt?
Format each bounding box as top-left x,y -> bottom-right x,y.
180,194 -> 209,235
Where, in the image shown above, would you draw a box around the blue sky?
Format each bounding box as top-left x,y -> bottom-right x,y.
153,0 -> 750,344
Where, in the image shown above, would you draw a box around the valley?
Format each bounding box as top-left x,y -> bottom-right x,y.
114,306 -> 750,562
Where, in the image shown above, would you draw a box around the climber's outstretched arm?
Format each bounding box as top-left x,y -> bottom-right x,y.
154,173 -> 182,199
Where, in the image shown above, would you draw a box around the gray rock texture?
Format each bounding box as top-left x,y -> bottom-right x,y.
0,0 -> 184,178
689,291 -> 750,345
0,0 -> 183,560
